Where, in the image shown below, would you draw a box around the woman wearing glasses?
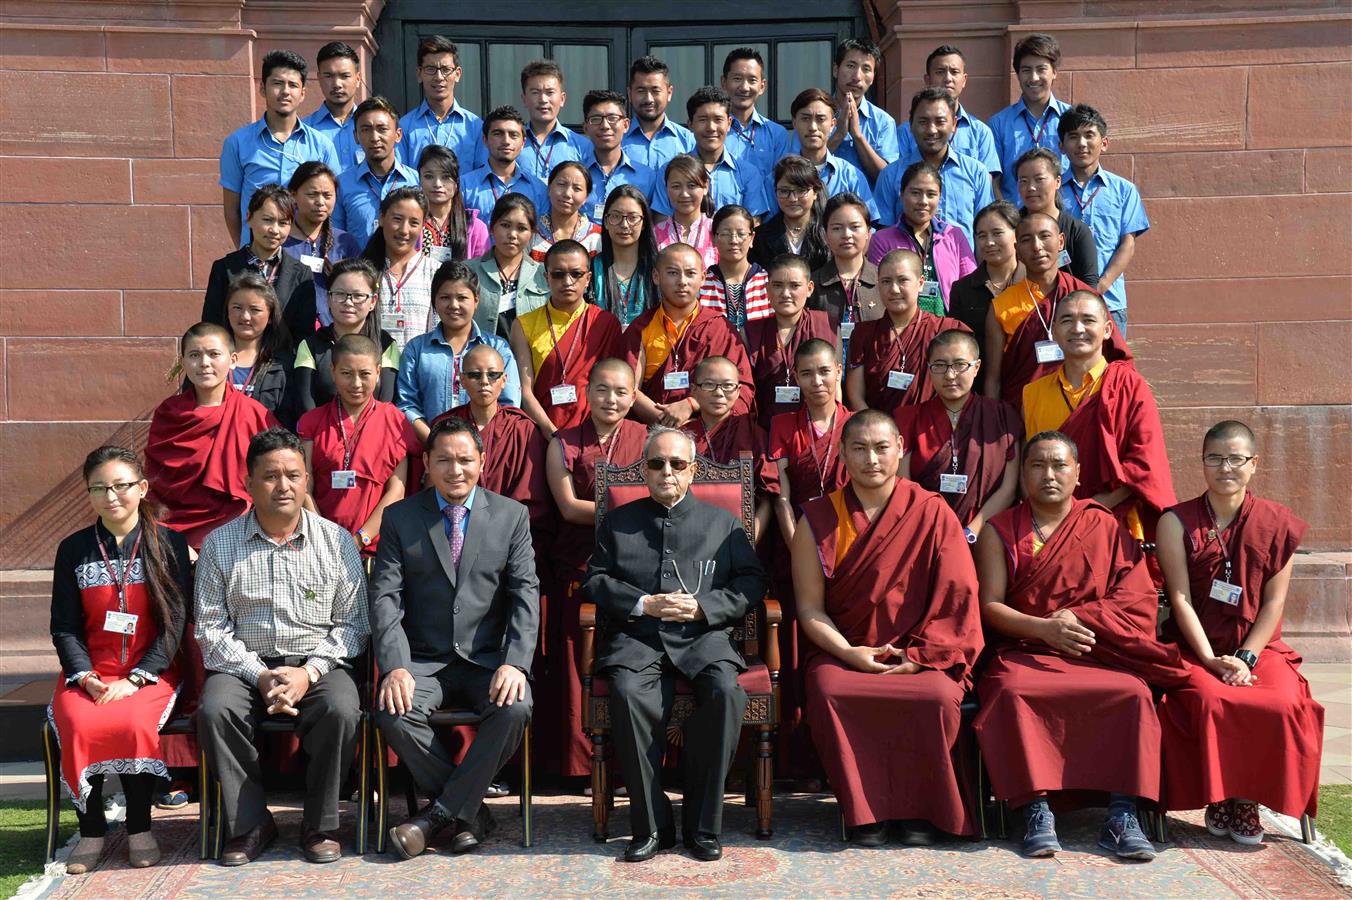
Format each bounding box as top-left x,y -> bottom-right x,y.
592,185 -> 659,327
699,205 -> 770,331
51,446 -> 191,874
751,156 -> 829,273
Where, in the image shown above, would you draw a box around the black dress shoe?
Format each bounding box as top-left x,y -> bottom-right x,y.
684,831 -> 723,861
623,828 -> 677,862
896,819 -> 939,846
851,821 -> 888,847
449,804 -> 497,854
389,800 -> 454,860
220,812 -> 277,867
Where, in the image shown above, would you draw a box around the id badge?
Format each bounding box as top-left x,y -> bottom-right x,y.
299,254 -> 324,274
921,279 -> 940,299
939,473 -> 969,494
331,469 -> 357,490
1034,340 -> 1065,364
1209,579 -> 1242,606
1057,248 -> 1071,268
774,385 -> 801,404
839,321 -> 856,340
394,317 -> 406,330
664,370 -> 690,391
550,383 -> 578,405
103,610 -> 138,636
886,370 -> 915,391
429,246 -> 454,264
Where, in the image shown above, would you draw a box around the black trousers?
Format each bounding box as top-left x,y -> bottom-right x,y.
196,667 -> 362,837
372,656 -> 532,823
76,773 -> 157,837
606,657 -> 747,838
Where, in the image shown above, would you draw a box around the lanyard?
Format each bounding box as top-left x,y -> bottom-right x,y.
95,528 -> 144,613
596,421 -> 624,468
672,216 -> 710,251
735,117 -> 758,150
545,303 -> 589,376
530,130 -> 558,176
904,222 -> 936,280
334,398 -> 374,470
776,317 -> 802,384
889,321 -> 910,374
384,256 -> 421,313
489,171 -> 513,203
805,405 -> 838,497
841,272 -> 862,324
1023,108 -> 1052,146
1031,287 -> 1054,340
943,407 -> 963,474
1204,495 -> 1242,584
1069,179 -> 1102,218
232,361 -> 261,394
250,254 -> 281,284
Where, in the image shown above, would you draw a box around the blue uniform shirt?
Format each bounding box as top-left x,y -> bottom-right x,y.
763,151 -> 876,220
397,98 -> 485,172
1059,166 -> 1150,313
460,164 -> 548,222
519,121 -> 594,182
988,95 -> 1071,201
896,104 -> 1001,176
303,105 -> 364,174
332,160 -> 421,248
786,96 -> 900,184
583,151 -> 658,223
621,117 -> 696,172
220,116 -> 339,246
396,322 -> 522,424
652,151 -> 770,218
726,110 -> 790,177
873,146 -> 994,242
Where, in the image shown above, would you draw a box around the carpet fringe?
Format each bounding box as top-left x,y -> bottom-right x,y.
1262,807 -> 1352,888
12,795 -> 126,900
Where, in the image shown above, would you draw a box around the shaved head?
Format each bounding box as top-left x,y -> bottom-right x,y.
656,241 -> 703,269
927,328 -> 980,360
841,408 -> 899,445
1055,288 -> 1109,319
693,355 -> 738,382
463,343 -> 504,369
1017,210 -> 1060,237
588,356 -> 635,385
1203,419 -> 1257,453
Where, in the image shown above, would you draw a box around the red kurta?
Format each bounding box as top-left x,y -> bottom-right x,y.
1159,494 -> 1322,817
847,311 -> 970,415
144,388 -> 277,549
623,305 -> 755,416
681,414 -> 776,496
800,480 -> 984,832
975,499 -> 1188,806
745,310 -> 837,431
895,394 -> 1022,527
297,400 -> 420,556
531,304 -> 624,431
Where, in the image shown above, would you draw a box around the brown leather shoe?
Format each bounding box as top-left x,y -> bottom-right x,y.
219,812 -> 277,867
389,800 -> 454,860
301,827 -> 341,864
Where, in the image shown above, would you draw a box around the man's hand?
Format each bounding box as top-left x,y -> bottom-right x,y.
262,666 -> 312,716
379,667 -> 416,715
1209,655 -> 1256,687
837,92 -> 861,137
882,660 -> 923,676
96,678 -> 139,705
657,592 -> 704,623
655,398 -> 696,427
1040,609 -> 1096,656
489,665 -> 527,707
841,642 -> 903,673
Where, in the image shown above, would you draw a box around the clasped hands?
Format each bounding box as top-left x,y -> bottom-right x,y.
1205,654 -> 1257,687
642,592 -> 705,623
81,675 -> 139,705
842,643 -> 921,675
256,666 -> 312,716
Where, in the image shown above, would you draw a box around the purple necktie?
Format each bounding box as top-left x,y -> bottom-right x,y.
443,504 -> 466,569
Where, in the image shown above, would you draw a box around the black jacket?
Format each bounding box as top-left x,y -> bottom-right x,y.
201,248 -> 318,347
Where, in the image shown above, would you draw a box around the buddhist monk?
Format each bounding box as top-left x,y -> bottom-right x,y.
896,329 -> 1021,542
145,322 -> 277,551
982,212 -> 1127,407
844,249 -> 968,416
1157,420 -> 1323,843
1022,290 -> 1174,541
297,334 -> 420,557
744,255 -> 837,431
625,242 -> 754,427
793,409 -> 984,846
542,358 -> 649,779
974,431 -> 1188,860
510,239 -> 624,436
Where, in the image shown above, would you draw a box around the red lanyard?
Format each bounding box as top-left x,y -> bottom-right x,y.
530,130 -> 557,176
95,528 -> 144,613
672,216 -> 710,251
334,398 -> 374,470
841,272 -> 862,323
736,118 -> 757,150
776,318 -> 801,384
1069,180 -> 1102,218
889,321 -> 910,374
1023,109 -> 1052,146
1204,495 -> 1242,583
384,256 -> 421,313
546,303 -> 590,376
805,406 -> 839,497
596,422 -> 623,468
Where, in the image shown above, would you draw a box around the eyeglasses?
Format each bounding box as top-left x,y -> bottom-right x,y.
585,114 -> 624,127
88,482 -> 138,497
927,361 -> 974,375
715,230 -> 751,242
646,457 -> 692,472
461,370 -> 504,383
605,212 -> 643,227
776,186 -> 810,200
420,64 -> 458,79
1202,454 -> 1254,469
695,381 -> 740,394
548,269 -> 588,282
331,291 -> 373,306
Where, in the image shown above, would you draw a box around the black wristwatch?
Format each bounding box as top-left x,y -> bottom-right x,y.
1234,648 -> 1259,670
127,673 -> 148,688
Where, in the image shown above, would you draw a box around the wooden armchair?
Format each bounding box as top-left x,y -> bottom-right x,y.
578,451 -> 782,841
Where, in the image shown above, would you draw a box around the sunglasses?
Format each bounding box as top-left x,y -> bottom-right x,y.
645,457 -> 692,472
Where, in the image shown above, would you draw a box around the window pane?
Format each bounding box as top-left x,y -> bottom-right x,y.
775,40 -> 833,120
454,42 -> 483,116
555,44 -> 610,128
649,44 -> 706,115
712,43 -> 770,118
488,43 -> 544,113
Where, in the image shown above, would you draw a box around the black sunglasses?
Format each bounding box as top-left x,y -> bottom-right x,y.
645,457 -> 692,472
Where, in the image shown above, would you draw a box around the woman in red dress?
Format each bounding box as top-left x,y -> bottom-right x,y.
49,446 -> 191,873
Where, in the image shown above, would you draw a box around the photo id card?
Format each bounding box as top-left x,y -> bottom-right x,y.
331,470 -> 357,490
887,370 -> 915,391
921,279 -> 940,298
429,246 -> 454,264
839,322 -> 856,340
550,384 -> 578,405
664,370 -> 690,390
103,610 -> 138,635
938,473 -> 969,494
1034,340 -> 1065,364
1209,579 -> 1242,606
299,254 -> 325,274
774,385 -> 801,404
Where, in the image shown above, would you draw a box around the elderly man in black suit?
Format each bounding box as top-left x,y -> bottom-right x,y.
582,425 -> 768,863
369,416 -> 539,860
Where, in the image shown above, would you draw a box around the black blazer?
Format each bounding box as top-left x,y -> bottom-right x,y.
582,494 -> 767,680
369,487 -> 539,677
201,248 -> 318,347
750,212 -> 829,273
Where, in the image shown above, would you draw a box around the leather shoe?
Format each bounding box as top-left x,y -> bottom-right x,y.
684,831 -> 723,861
449,804 -> 497,854
220,812 -> 277,867
896,819 -> 939,846
851,821 -> 889,847
389,800 -> 454,860
301,827 -> 342,864
623,828 -> 677,862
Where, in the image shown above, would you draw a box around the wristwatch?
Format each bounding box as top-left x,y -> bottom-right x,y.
1234,648 -> 1259,670
964,528 -> 978,545
127,673 -> 148,688
357,530 -> 373,547
303,663 -> 323,684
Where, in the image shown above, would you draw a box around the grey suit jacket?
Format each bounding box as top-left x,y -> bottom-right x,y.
369,486 -> 539,677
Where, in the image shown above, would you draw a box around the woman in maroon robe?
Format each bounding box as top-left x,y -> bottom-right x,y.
745,255 -> 838,431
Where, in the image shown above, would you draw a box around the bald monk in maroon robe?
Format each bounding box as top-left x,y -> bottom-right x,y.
896,329 -> 1021,537
146,323 -> 277,550
1156,420 -> 1323,839
745,256 -> 838,431
793,410 -> 983,845
626,243 -> 755,427
845,249 -> 968,416
983,212 -> 1129,407
974,430 -> 1188,861
542,359 -> 649,777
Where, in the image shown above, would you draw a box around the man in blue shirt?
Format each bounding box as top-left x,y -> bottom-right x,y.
220,49 -> 338,247
766,88 -> 875,219
787,39 -> 899,185
719,48 -> 789,177
518,59 -> 593,182
333,97 -> 420,247
652,87 -> 768,218
988,33 -> 1070,202
581,89 -> 657,223
896,46 -> 1001,191
1058,104 -> 1150,334
460,106 -> 548,221
397,36 -> 485,175
304,41 -> 364,174
874,89 -> 994,240
623,56 -> 696,172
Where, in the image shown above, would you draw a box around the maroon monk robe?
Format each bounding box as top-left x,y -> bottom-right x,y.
998,272 -> 1131,407
1159,494 -> 1322,817
532,304 -> 624,432
745,310 -> 836,431
895,394 -> 1022,527
846,310 -> 969,416
975,499 -> 1188,807
681,413 -> 776,497
800,479 -> 984,832
145,387 -> 278,549
623,305 -> 756,416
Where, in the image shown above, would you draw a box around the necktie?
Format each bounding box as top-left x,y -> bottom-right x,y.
443,503 -> 467,569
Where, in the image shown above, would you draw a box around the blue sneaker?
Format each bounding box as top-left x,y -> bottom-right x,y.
1098,810 -> 1157,861
1022,805 -> 1061,857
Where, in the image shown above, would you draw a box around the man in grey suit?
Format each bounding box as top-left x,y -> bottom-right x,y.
582,426 -> 768,864
369,416 -> 539,860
